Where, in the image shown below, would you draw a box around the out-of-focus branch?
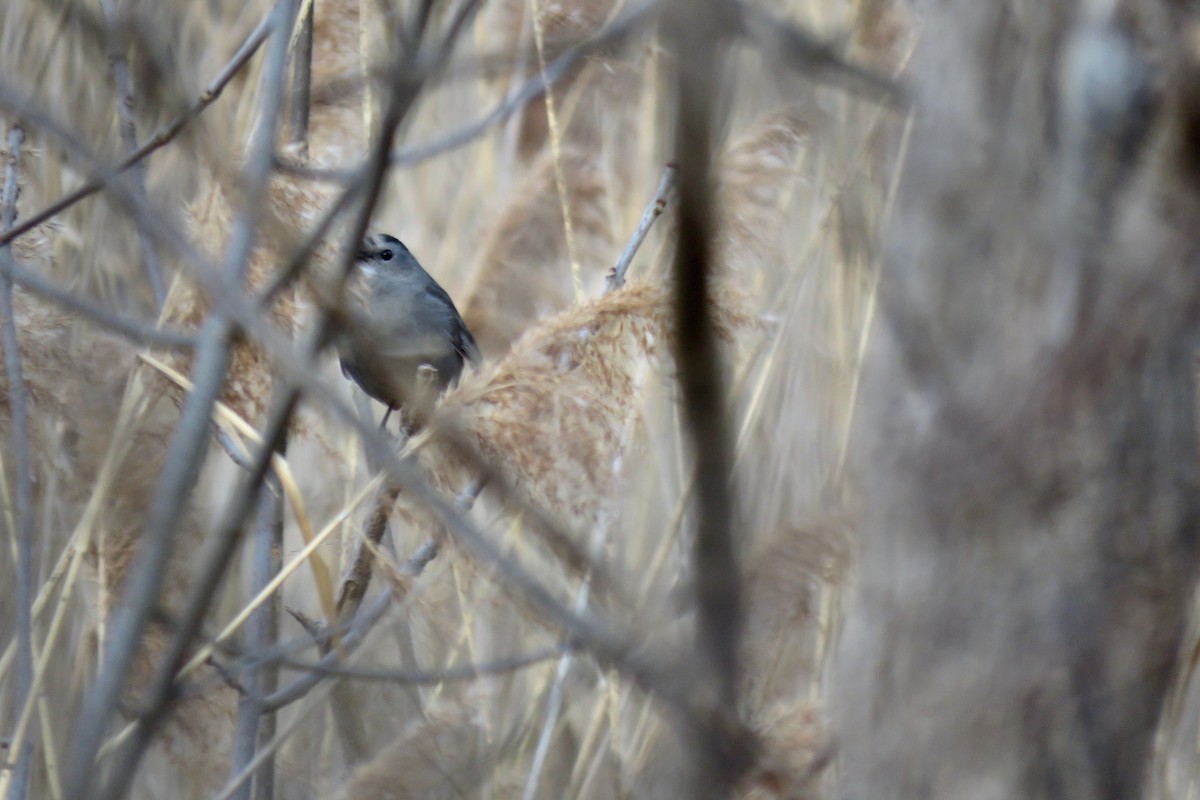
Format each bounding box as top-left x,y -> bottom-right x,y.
0,2 -> 278,247
258,536 -> 444,714
733,0 -> 907,106
272,0 -> 662,183
262,645 -> 563,684
0,253 -> 195,347
259,589 -> 396,712
100,0 -> 167,308
64,2 -> 301,797
0,123 -> 35,800
666,1 -> 753,797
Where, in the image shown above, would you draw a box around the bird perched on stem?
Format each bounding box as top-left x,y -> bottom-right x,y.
338,233 -> 480,427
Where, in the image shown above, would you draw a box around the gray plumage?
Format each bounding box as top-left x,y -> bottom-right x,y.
338,233 -> 480,410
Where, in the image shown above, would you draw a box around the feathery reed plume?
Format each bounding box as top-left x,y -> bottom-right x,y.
713,107 -> 809,277
850,0 -> 913,72
741,516 -> 853,708
437,281 -> 756,528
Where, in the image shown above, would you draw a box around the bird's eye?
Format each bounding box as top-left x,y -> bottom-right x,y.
379,249 -> 394,262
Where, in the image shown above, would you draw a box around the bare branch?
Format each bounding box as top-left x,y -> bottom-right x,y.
0,123 -> 35,800
64,2 -> 301,796
271,0 -> 662,183
0,2 -> 278,247
733,0 -> 907,106
606,163 -> 677,292
0,253 -> 193,347
334,483 -> 404,625
666,0 -> 753,795
258,590 -> 395,712
258,645 -> 563,685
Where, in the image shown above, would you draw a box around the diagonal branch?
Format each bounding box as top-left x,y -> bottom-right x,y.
272,0 -> 662,183
0,1 -> 279,248
607,163 -> 677,291
0,253 -> 194,347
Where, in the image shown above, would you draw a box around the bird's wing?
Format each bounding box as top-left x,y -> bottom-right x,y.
456,322 -> 482,366
419,283 -> 481,366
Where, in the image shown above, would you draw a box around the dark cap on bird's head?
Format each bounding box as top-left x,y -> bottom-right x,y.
356,232 -> 410,265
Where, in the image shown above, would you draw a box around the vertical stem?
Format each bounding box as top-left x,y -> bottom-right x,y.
0,123 -> 35,800
254,468 -> 284,800
666,2 -> 749,797
229,455 -> 286,800
668,0 -> 739,715
100,0 -> 168,309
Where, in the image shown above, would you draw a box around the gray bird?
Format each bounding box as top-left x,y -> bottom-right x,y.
338,233 -> 480,420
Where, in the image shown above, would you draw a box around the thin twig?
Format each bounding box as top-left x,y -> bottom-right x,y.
214,687 -> 336,800
333,482 -> 403,624
252,535 -> 443,712
0,2 -> 279,247
523,587 -> 590,800
213,423 -> 257,472
606,163 -> 677,292
255,469 -> 283,799
284,606 -> 321,640
259,645 -> 563,685
204,655 -> 250,698
1,123 -> 35,800
258,590 -> 394,712
100,0 -> 167,308
64,3 -> 300,797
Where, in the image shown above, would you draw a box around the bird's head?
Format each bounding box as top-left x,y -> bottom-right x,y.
356,233 -> 412,268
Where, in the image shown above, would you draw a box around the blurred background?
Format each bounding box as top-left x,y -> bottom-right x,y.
1,0 -> 1198,798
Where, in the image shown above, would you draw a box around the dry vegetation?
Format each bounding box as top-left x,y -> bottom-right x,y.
0,0 -> 1199,799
